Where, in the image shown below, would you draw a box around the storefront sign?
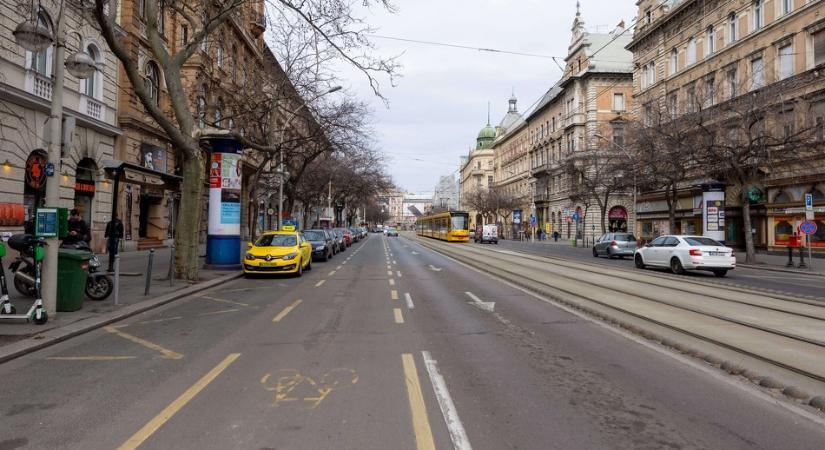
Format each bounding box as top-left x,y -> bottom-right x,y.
140,143 -> 167,173
513,210 -> 522,224
74,180 -> 95,194
702,183 -> 725,242
25,152 -> 47,190
608,206 -> 627,219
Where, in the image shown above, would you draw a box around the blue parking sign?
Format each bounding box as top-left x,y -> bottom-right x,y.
530,215 -> 537,226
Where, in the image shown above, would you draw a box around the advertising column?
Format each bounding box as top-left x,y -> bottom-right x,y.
204,136 -> 243,268
702,182 -> 726,243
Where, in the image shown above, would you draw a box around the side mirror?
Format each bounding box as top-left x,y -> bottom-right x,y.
644,243 -> 652,248
247,242 -> 253,249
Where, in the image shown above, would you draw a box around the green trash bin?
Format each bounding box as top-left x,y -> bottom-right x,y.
57,248 -> 91,312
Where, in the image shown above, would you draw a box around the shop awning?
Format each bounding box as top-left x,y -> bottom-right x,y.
102,160 -> 182,190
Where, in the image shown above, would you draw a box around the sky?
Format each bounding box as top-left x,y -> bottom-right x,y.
341,0 -> 638,194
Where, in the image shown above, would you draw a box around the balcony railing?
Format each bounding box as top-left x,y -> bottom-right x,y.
82,96 -> 104,120
32,73 -> 53,101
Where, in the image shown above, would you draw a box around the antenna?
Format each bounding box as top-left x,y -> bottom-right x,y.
487,102 -> 491,125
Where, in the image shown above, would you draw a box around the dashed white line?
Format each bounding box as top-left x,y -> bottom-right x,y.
404,292 -> 414,309
315,280 -> 326,287
397,271 -> 402,277
389,278 -> 395,286
329,270 -> 336,276
422,351 -> 471,450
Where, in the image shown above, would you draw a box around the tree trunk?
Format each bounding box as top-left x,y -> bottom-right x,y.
666,184 -> 677,234
599,196 -> 608,234
175,153 -> 205,280
741,190 -> 757,264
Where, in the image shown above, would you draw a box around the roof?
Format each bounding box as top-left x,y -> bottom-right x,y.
582,32 -> 634,74
525,81 -> 564,120
477,124 -> 496,139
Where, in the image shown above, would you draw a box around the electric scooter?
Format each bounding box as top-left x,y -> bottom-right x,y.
0,239 -> 48,324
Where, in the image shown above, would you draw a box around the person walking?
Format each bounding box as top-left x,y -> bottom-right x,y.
104,217 -> 124,272
553,230 -> 560,242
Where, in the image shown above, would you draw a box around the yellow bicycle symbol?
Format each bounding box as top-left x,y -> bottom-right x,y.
260,368 -> 359,409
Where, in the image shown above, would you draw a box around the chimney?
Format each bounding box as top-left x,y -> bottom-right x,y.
615,20 -> 625,34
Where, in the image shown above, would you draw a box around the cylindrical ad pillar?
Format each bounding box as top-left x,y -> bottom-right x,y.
204,136 -> 243,268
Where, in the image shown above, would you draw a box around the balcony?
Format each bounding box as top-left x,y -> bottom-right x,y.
28,72 -> 53,101
81,95 -> 104,121
250,12 -> 266,37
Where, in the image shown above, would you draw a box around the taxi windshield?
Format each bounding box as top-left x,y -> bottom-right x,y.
255,234 -> 297,247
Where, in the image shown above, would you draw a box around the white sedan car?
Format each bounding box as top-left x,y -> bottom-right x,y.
634,235 -> 736,277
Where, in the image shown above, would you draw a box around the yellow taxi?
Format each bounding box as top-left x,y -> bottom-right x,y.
243,231 -> 312,276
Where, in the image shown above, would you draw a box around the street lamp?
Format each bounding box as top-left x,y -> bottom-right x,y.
594,132 -> 637,233
275,85 -> 341,230
14,5 -> 96,316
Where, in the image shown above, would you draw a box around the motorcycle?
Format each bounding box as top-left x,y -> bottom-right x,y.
8,234 -> 113,301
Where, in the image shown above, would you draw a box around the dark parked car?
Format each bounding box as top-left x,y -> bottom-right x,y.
303,229 -> 335,262
593,232 -> 638,258
349,227 -> 361,242
330,229 -> 346,253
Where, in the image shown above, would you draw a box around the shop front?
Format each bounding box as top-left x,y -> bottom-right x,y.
766,185 -> 825,252
608,206 -> 628,232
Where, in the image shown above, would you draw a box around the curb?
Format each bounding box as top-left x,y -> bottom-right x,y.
736,263 -> 825,277
0,271 -> 243,365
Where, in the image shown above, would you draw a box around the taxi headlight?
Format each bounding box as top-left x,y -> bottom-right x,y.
315,245 -> 325,250
283,252 -> 298,260
245,253 -> 255,260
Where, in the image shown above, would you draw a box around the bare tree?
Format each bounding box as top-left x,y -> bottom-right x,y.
87,0 -> 399,279
491,188 -> 520,238
463,189 -> 498,226
565,146 -> 629,235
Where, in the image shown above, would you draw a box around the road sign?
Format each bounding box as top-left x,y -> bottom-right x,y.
806,193 -> 814,210
799,221 -> 817,235
572,212 -> 580,222
530,215 -> 537,227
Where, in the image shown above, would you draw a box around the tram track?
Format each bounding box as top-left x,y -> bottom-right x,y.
411,236 -> 825,388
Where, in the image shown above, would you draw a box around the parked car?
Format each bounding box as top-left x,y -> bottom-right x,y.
593,232 -> 637,258
243,231 -> 312,276
349,227 -> 362,242
303,229 -> 335,262
386,227 -> 399,237
634,235 -> 735,277
335,228 -> 353,247
330,229 -> 346,253
475,224 -> 498,244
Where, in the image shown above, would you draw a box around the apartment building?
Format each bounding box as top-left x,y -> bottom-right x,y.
628,0 -> 825,250
0,0 -> 120,251
491,95 -> 530,237
458,119 -> 496,227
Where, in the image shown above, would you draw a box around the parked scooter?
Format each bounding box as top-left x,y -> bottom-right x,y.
0,237 -> 48,324
59,240 -> 113,301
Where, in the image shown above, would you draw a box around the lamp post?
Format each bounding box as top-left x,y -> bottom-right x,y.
14,4 -> 97,315
594,132 -> 637,234
274,86 -> 341,230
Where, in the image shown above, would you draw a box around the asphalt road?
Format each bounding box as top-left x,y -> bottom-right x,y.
492,238 -> 825,300
1,234 -> 824,449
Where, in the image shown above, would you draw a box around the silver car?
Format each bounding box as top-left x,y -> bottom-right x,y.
593,232 -> 637,258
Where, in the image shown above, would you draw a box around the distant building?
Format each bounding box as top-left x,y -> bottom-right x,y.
433,174 -> 458,211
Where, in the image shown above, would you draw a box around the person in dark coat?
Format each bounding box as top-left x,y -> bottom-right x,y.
104,217 -> 124,271
65,209 -> 90,245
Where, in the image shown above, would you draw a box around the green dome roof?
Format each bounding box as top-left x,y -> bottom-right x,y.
477,124 -> 496,139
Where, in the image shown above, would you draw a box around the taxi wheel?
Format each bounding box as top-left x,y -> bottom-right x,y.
306,258 -> 312,271
296,259 -> 304,277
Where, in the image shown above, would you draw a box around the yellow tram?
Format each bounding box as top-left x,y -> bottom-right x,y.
415,211 -> 470,242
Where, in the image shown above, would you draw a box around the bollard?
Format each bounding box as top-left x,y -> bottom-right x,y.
113,254 -> 120,305
144,248 -> 155,296
169,245 -> 175,287
787,245 -> 795,267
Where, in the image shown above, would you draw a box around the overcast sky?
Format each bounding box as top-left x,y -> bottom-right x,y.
341,0 -> 638,194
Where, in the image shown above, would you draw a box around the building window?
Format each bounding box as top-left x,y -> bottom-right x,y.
727,68 -> 738,100
781,0 -> 792,16
707,26 -> 716,55
753,0 -> 764,30
31,11 -> 53,75
612,127 -> 625,148
645,9 -> 651,24
138,0 -> 145,18
613,93 -> 625,111
751,57 -> 764,89
778,43 -> 793,80
667,92 -> 678,120
217,40 -> 224,68
706,75 -> 716,106
686,84 -> 697,113
686,38 -> 696,65
728,13 -> 737,44
487,176 -> 493,186
181,25 -> 188,45
157,0 -> 165,33
815,29 -> 825,67
231,44 -> 238,81
84,44 -> 100,99
200,12 -> 209,52
670,48 -> 678,74
144,62 -> 160,105
649,61 -> 656,85
644,103 -> 653,126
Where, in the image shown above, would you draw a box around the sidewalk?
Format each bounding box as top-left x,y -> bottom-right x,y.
500,236 -> 825,276
0,247 -> 241,348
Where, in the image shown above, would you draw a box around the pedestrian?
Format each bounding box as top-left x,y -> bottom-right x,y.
104,217 -> 124,272
64,208 -> 90,245
553,230 -> 559,242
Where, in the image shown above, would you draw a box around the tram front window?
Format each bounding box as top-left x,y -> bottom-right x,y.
451,215 -> 468,230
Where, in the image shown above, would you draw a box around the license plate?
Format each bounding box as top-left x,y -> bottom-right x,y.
708,252 -> 724,256
260,262 -> 279,267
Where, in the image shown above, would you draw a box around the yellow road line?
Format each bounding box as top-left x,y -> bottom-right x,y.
391,290 -> 399,300
389,278 -> 395,286
401,353 -> 435,450
104,326 -> 183,360
118,353 -> 241,450
394,308 -> 404,324
197,309 -> 239,317
137,316 -> 183,325
273,299 -> 303,323
47,356 -> 137,361
199,295 -> 250,307
315,279 -> 326,287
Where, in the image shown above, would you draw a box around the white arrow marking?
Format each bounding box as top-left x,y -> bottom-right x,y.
465,292 -> 495,312
404,292 -> 415,309
428,265 -> 442,272
412,251 -> 419,255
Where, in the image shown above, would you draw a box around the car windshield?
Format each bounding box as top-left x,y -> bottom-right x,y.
684,237 -> 723,246
255,234 -> 297,247
303,231 -> 326,241
614,234 -> 636,241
